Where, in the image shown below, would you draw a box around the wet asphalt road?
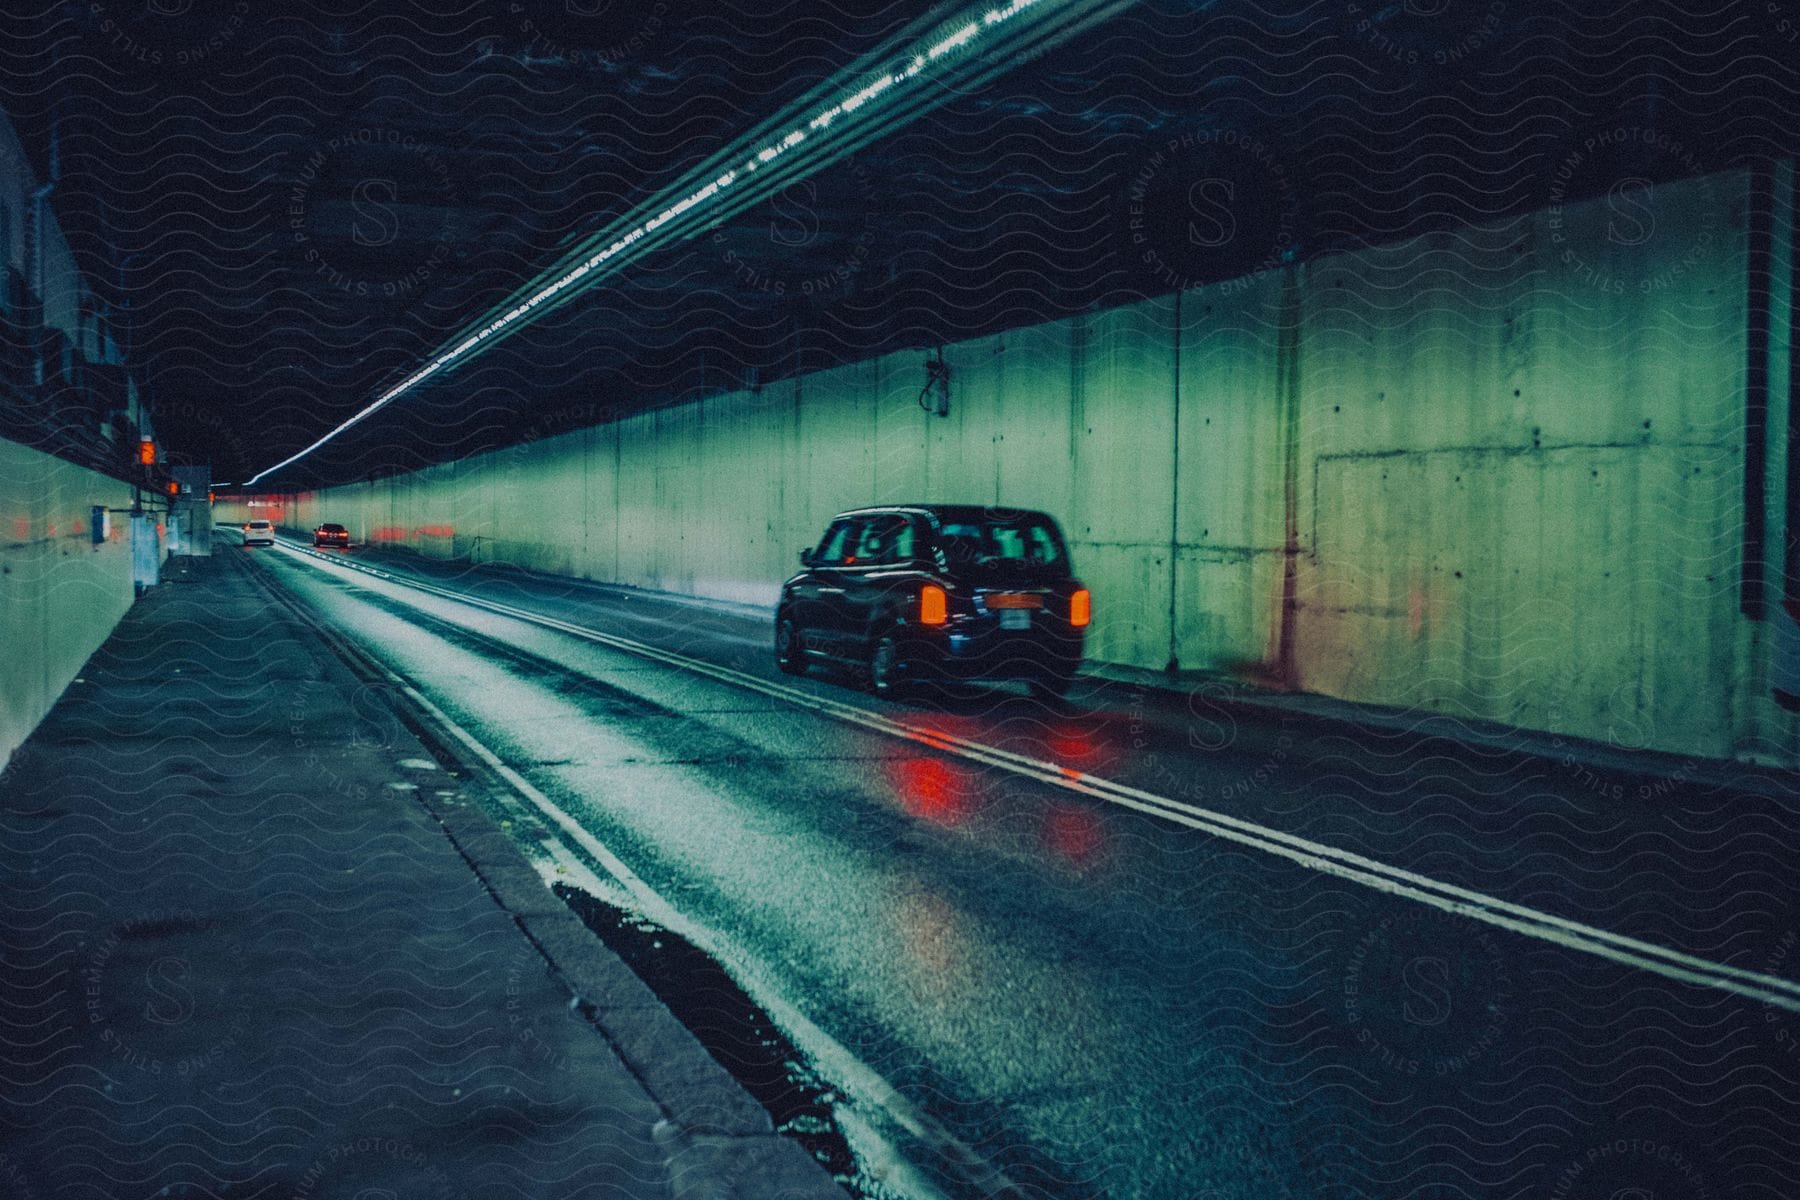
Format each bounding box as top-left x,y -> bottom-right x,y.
247,538 -> 1800,1200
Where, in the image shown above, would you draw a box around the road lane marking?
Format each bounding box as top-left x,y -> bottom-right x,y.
272,540 -> 1800,1015
331,623 -> 999,1200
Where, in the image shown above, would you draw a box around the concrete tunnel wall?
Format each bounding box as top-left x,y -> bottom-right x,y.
0,438 -> 139,770
1,108 -> 149,772
239,165 -> 1798,765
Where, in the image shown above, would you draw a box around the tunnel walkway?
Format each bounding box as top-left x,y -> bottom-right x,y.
0,551 -> 839,1199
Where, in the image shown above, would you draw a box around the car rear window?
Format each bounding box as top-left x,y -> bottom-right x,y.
936,515 -> 1066,568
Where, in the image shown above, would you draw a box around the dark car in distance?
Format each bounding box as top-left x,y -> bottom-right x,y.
776,505 -> 1089,698
313,523 -> 350,548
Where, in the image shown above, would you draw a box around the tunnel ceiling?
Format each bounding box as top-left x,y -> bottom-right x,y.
2,0 -> 1795,489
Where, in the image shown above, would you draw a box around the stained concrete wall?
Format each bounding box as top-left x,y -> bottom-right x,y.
0,438 -> 138,770
1,108 -> 145,772
238,165 -> 1797,764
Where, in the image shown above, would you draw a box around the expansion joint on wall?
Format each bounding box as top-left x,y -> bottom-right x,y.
918,347 -> 950,418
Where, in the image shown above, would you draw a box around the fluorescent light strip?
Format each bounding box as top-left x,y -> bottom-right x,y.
241,0 -> 1111,487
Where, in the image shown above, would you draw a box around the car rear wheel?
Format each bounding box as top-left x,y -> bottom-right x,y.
775,615 -> 807,675
868,632 -> 910,697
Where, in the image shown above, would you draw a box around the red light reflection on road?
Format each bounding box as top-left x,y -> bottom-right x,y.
920,709 -> 1113,778
1046,722 -> 1098,765
908,714 -> 982,743
1043,802 -> 1105,866
886,756 -> 975,826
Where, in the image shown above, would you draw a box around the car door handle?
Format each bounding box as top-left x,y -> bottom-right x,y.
818,586 -> 845,596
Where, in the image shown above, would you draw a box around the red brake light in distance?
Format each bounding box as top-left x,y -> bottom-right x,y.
920,584 -> 948,626
1069,588 -> 1091,628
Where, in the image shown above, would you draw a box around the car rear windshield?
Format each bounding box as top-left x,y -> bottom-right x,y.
319,524 -> 345,532
935,515 -> 1067,569
248,521 -> 271,528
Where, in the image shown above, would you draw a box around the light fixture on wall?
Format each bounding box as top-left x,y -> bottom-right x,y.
919,346 -> 950,417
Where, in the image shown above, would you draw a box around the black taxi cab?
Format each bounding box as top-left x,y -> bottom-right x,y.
775,504 -> 1089,698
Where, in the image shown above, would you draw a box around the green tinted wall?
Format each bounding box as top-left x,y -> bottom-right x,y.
246,166 -> 1795,764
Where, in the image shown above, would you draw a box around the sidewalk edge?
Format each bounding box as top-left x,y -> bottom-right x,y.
237,549 -> 845,1197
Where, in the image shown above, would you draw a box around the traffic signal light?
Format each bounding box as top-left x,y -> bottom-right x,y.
137,440 -> 155,466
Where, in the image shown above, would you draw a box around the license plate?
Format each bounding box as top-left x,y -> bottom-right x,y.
985,593 -> 1043,609
999,609 -> 1031,630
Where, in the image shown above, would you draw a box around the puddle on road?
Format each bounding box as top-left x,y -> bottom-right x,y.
552,883 -> 866,1196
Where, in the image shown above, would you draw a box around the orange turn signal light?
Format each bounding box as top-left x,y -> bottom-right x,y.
1069,588 -> 1091,628
920,584 -> 948,626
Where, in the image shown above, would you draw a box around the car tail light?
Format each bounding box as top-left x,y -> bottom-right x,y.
920,584 -> 948,626
1069,588 -> 1091,628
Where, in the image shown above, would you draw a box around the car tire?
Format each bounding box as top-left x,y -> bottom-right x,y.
775,615 -> 807,675
868,632 -> 910,697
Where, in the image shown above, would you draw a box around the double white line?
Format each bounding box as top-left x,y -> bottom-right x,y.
280,540 -> 1800,1015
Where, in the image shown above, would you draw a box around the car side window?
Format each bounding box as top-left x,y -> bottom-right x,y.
814,519 -> 860,566
853,515 -> 913,565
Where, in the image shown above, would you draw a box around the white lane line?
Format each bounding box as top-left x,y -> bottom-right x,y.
272,540 -> 1800,1015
